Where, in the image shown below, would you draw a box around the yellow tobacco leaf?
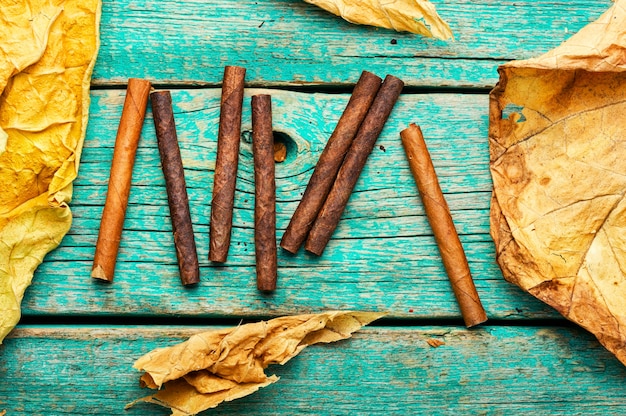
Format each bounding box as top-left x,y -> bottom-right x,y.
128,311 -> 385,415
0,2 -> 62,151
183,371 -> 240,394
0,0 -> 101,343
128,377 -> 280,416
490,0 -> 626,366
303,0 -> 453,40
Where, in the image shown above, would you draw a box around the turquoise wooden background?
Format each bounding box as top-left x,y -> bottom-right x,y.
2,1 -> 625,414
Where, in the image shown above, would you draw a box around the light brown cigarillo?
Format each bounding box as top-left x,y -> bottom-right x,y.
209,65 -> 246,263
92,78 -> 151,282
252,94 -> 277,292
400,123 -> 487,327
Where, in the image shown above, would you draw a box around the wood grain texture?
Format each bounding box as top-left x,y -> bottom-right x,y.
19,88 -> 558,321
92,0 -> 610,88
5,3 -> 620,412
1,325 -> 625,415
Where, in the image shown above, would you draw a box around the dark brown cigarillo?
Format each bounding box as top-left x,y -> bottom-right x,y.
151,90 -> 200,286
209,65 -> 246,263
92,78 -> 151,282
252,94 -> 277,292
280,71 -> 382,254
400,123 -> 487,327
305,74 -> 404,256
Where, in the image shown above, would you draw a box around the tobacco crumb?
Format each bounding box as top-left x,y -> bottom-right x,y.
426,338 -> 445,348
390,39 -> 397,45
379,145 -> 386,152
274,141 -> 287,163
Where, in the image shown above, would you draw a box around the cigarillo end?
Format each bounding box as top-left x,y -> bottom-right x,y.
360,70 -> 383,84
91,265 -> 113,283
257,278 -> 277,292
182,278 -> 200,287
150,90 -> 171,99
304,243 -> 324,257
383,74 -> 405,89
279,240 -> 299,255
209,253 -> 227,263
400,123 -> 423,139
463,313 -> 488,328
127,78 -> 151,86
225,65 -> 247,74
127,78 -> 152,96
465,318 -> 488,328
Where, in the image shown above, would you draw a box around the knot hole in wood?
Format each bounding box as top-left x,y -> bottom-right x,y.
272,131 -> 297,163
241,130 -> 297,164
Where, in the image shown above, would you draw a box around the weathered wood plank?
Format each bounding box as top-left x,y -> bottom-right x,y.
1,325 -> 624,415
3,1 -> 621,413
93,0 -> 610,88
22,88 -> 559,320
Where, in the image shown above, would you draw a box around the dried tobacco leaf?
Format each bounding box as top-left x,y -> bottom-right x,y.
489,0 -> 626,365
303,0 -> 453,40
0,0 -> 101,343
128,311 -> 385,415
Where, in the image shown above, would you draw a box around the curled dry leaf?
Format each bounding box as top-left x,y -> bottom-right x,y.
490,0 -> 626,365
127,311 -> 385,415
0,0 -> 101,343
303,0 -> 453,40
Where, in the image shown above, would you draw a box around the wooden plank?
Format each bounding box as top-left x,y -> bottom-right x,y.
1,325 -> 624,414
93,0 -> 610,88
22,88 -> 558,320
